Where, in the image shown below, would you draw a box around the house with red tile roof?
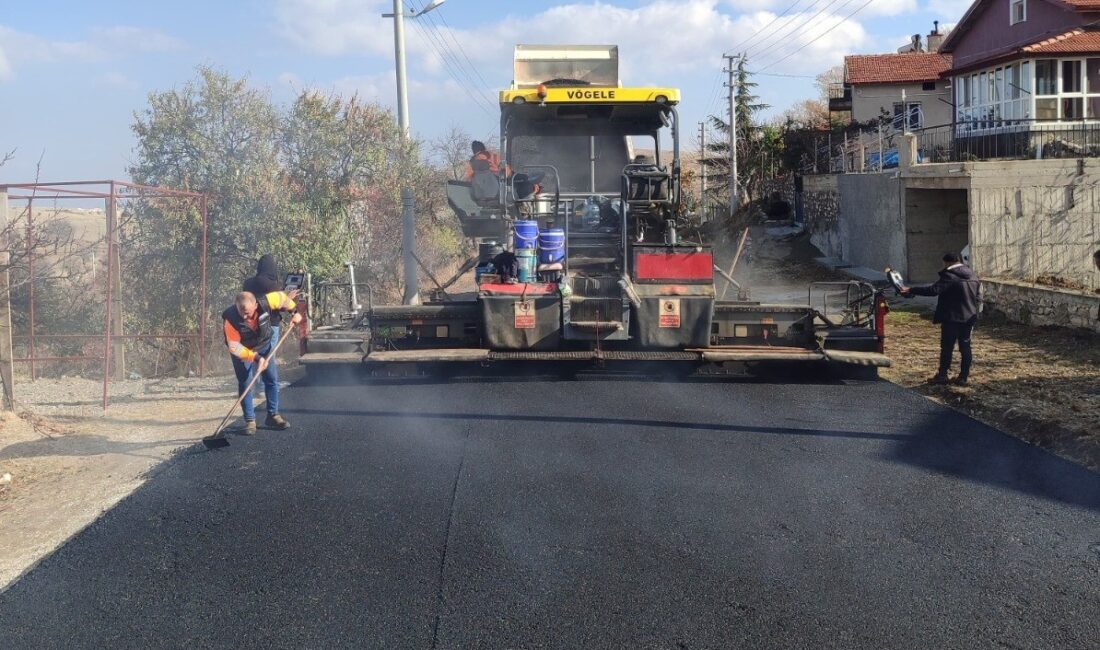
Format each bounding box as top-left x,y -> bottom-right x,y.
830,24 -> 954,130
940,0 -> 1100,128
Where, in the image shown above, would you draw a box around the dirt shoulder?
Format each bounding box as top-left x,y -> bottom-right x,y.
882,305 -> 1100,470
0,373 -> 281,589
745,222 -> 1099,472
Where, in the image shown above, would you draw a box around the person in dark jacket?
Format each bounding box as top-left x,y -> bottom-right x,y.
901,252 -> 981,386
243,254 -> 299,345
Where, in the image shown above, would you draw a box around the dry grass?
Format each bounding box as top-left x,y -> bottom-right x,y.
882,306 -> 1100,470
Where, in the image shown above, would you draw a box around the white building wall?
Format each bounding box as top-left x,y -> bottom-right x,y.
852,81 -> 953,128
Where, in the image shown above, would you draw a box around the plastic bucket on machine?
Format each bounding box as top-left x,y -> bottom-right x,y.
516,248 -> 537,282
514,220 -> 539,250
538,228 -> 565,265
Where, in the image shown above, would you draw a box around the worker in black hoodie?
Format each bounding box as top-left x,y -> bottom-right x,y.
901,252 -> 982,386
242,254 -> 298,427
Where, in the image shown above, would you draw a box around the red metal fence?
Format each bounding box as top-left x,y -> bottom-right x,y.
1,180 -> 208,409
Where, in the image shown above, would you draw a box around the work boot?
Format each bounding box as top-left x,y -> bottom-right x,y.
240,420 -> 257,435
951,376 -> 970,387
927,374 -> 949,385
265,413 -> 289,430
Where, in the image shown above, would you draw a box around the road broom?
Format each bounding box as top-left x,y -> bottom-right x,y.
202,325 -> 297,450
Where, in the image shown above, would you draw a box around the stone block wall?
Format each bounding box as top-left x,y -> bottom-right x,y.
982,279 -> 1100,333
967,160 -> 1100,292
801,174 -> 842,260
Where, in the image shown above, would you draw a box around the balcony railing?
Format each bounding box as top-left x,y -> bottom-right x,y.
912,119 -> 1100,163
828,83 -> 852,112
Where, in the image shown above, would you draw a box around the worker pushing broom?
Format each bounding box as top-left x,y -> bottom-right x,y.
203,289 -> 301,449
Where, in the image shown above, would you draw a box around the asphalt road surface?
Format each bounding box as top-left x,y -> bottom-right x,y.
1,369 -> 1098,649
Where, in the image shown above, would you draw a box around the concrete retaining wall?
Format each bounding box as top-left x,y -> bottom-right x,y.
948,160 -> 1099,292
837,173 -> 908,278
802,174 -> 842,260
982,279 -> 1100,333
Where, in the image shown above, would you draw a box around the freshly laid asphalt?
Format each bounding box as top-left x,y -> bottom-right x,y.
0,368 -> 1097,649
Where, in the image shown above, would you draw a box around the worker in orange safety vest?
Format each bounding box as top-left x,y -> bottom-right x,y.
464,140 -> 508,180
223,290 -> 301,434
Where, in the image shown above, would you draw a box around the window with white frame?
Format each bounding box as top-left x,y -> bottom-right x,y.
893,101 -> 923,130
1011,0 -> 1026,25
955,57 -> 1100,128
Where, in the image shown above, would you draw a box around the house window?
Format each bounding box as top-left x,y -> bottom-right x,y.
1011,0 -> 1026,25
1035,60 -> 1057,95
1036,98 -> 1058,120
922,81 -> 937,91
1035,59 -> 1059,120
1062,60 -> 1082,93
1087,59 -> 1100,116
893,101 -> 923,130
961,57 -> 1100,125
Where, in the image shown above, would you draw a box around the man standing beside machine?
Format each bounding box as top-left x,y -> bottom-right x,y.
900,252 -> 982,386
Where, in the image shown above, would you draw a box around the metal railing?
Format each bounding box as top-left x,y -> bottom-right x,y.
801,108 -> 921,174
801,117 -> 1100,175
910,119 -> 1100,163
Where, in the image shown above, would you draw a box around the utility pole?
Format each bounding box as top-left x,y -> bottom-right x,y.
390,0 -> 410,136
699,121 -> 707,220
383,0 -> 446,138
724,53 -> 740,218
383,1 -> 443,307
401,189 -> 421,305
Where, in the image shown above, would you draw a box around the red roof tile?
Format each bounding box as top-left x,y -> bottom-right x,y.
1058,1 -> 1100,9
844,52 -> 953,85
1020,29 -> 1100,53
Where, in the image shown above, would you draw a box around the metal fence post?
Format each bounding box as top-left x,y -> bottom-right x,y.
199,194 -> 208,377
878,121 -> 884,172
0,190 -> 14,410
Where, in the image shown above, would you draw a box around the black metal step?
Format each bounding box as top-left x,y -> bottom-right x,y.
489,350 -> 700,361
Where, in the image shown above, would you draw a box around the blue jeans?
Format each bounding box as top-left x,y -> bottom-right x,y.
231,330 -> 279,421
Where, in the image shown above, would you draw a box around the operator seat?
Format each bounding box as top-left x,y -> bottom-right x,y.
625,154 -> 668,202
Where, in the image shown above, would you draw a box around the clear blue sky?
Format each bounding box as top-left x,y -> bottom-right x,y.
0,0 -> 973,183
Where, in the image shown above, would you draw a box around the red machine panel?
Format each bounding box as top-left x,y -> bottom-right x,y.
633,249 -> 713,283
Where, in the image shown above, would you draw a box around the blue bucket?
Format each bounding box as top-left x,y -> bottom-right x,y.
538,228 -> 565,265
514,220 -> 539,250
516,248 -> 537,282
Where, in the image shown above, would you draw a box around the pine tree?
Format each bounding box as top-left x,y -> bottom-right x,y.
700,57 -> 775,212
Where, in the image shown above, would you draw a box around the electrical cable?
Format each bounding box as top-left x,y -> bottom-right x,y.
731,0 -> 807,54
747,0 -> 849,62
756,0 -> 878,73
404,9 -> 496,117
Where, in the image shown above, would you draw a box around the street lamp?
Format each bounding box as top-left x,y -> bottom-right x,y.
382,0 -> 447,138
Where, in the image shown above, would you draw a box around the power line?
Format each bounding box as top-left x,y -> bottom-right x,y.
415,6 -> 497,111
730,0 -> 807,54
428,6 -> 495,97
756,0 -> 878,73
746,0 -> 846,61
750,71 -> 817,79
705,0 -> 825,119
408,6 -> 493,112
403,4 -> 496,117
738,0 -> 829,60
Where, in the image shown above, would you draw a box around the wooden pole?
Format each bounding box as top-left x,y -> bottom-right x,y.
719,227 -> 751,301
0,190 -> 14,410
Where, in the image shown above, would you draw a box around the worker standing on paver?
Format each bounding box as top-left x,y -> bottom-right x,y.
223,290 -> 302,433
900,252 -> 981,386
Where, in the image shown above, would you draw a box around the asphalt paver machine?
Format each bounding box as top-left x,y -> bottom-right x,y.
301,45 -> 890,375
